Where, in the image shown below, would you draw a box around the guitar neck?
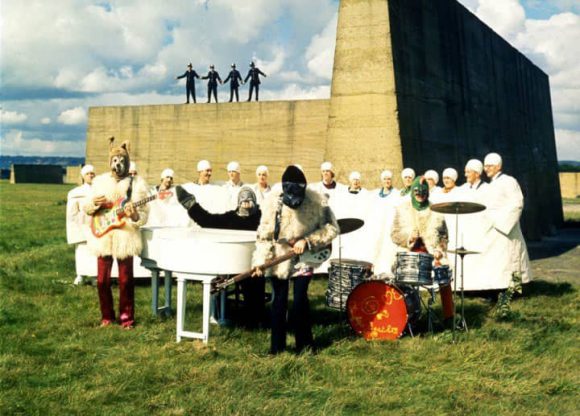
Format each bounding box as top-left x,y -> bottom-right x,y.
115,194 -> 157,215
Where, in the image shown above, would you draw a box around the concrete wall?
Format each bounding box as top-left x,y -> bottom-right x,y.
560,173 -> 580,199
387,0 -> 563,238
86,100 -> 330,186
326,0 -> 404,187
65,165 -> 82,184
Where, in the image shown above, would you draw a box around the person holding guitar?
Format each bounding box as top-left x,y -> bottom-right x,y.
251,165 -> 339,354
83,137 -> 150,329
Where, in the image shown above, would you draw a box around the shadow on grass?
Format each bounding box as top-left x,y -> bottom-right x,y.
523,280 -> 575,298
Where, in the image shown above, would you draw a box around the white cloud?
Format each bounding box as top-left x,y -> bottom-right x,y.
475,0 -> 526,39
0,109 -> 28,123
57,107 -> 87,125
305,12 -> 337,81
41,117 -> 51,125
0,130 -> 85,157
261,84 -> 330,101
555,129 -> 580,161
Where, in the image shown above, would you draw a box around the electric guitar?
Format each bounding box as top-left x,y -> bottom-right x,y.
91,190 -> 171,238
211,244 -> 331,294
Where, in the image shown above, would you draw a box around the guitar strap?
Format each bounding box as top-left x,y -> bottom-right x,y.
126,176 -> 134,201
273,195 -> 284,241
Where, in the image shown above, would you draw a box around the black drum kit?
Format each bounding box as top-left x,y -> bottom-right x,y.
329,201 -> 485,341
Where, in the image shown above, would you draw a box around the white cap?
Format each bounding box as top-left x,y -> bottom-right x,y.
256,165 -> 268,175
197,160 -> 211,171
442,168 -> 458,182
380,170 -> 393,180
81,164 -> 94,176
320,161 -> 333,172
484,152 -> 502,166
424,169 -> 439,183
227,161 -> 240,172
161,168 -> 174,179
129,162 -> 137,172
401,168 -> 415,179
349,171 -> 361,181
465,159 -> 483,174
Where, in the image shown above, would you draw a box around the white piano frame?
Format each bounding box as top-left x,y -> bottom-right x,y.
174,272 -> 215,344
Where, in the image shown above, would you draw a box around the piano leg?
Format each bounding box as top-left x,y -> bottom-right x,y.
176,276 -> 186,342
151,269 -> 160,316
202,279 -> 211,344
163,270 -> 172,317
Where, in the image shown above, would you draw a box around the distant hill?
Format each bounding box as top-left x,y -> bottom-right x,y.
559,161 -> 580,172
0,155 -> 85,171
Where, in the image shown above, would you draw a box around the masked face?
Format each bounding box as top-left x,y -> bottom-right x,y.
237,188 -> 257,217
282,182 -> 306,209
410,177 -> 430,210
110,155 -> 129,179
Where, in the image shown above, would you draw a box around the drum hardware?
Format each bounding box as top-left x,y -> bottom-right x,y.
431,201 -> 486,341
334,218 -> 365,313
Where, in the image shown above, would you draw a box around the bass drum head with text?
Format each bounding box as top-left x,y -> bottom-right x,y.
346,281 -> 409,340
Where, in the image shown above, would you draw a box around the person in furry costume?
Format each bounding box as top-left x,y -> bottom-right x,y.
391,177 -> 454,325
251,165 -> 338,354
83,137 -> 149,328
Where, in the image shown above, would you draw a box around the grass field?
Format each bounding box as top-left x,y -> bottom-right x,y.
0,181 -> 578,415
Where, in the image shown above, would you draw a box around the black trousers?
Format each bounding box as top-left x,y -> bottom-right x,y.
240,276 -> 265,328
270,275 -> 313,354
186,85 -> 196,103
248,83 -> 260,101
229,87 -> 239,102
207,85 -> 218,102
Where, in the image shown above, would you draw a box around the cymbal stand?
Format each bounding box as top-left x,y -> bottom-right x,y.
452,210 -> 467,342
455,248 -> 468,332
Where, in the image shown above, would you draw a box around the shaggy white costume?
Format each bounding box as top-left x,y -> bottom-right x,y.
252,188 -> 338,279
391,199 -> 447,255
84,174 -> 149,259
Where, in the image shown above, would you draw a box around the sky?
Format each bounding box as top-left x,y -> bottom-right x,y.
0,0 -> 578,160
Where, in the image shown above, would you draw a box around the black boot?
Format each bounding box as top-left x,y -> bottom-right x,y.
175,186 -> 196,210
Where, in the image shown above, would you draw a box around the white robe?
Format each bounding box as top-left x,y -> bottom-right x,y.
182,182 -> 230,223
146,186 -> 192,227
367,188 -> 401,275
476,172 -> 531,289
250,183 -> 272,206
67,183 -> 97,277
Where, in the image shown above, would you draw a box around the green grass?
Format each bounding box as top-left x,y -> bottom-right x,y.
0,181 -> 578,415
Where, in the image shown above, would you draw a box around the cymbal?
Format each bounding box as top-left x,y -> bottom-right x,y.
430,201 -> 486,214
337,218 -> 364,235
449,247 -> 481,255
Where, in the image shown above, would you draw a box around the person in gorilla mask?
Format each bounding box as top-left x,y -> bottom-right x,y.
251,165 -> 338,354
176,185 -> 264,328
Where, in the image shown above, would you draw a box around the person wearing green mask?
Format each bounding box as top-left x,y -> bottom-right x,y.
391,176 -> 455,326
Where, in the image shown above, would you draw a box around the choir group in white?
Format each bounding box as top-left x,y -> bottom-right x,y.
67,152 -> 531,292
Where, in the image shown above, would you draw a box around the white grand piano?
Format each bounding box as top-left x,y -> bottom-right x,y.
141,226 -> 256,344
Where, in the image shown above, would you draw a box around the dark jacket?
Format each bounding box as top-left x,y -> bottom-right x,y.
177,70 -> 200,85
224,69 -> 243,88
244,67 -> 266,85
187,203 -> 261,231
202,70 -> 222,86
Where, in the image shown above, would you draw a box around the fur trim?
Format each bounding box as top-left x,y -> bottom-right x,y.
84,173 -> 149,259
252,189 -> 338,279
391,199 -> 447,254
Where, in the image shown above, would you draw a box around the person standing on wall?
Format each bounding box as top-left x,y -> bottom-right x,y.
223,63 -> 244,102
244,62 -> 267,102
175,63 -> 200,104
202,64 -> 222,103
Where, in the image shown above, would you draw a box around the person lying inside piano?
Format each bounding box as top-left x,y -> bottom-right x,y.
175,185 -> 265,328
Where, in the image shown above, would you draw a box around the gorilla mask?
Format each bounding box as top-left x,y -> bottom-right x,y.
281,165 -> 307,209
237,187 -> 258,217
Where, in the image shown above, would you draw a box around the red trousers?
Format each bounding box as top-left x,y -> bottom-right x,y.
97,256 -> 135,326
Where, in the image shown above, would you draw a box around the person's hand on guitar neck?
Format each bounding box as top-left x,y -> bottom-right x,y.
123,202 -> 139,222
251,266 -> 263,278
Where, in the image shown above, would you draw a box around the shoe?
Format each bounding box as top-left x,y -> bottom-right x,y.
73,275 -> 83,285
100,319 -> 113,327
210,316 -> 219,325
175,186 -> 196,210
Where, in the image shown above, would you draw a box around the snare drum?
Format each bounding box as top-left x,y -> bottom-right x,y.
433,265 -> 451,286
346,281 -> 421,340
326,259 -> 373,310
394,252 -> 433,285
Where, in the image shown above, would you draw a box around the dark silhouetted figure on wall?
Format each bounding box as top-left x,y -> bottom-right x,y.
244,62 -> 267,102
176,63 -> 200,104
202,65 -> 222,103
224,63 -> 244,102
